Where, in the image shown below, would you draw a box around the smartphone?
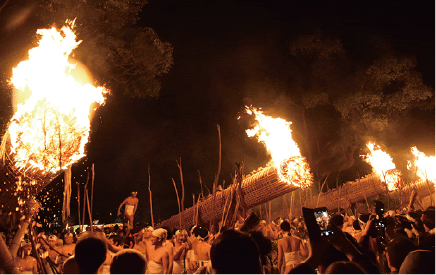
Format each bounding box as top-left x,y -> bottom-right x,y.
313,207 -> 335,238
302,207 -> 321,241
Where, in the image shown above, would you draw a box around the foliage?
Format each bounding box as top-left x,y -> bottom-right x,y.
37,0 -> 173,98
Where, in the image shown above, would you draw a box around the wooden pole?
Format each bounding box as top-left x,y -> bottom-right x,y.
148,164 -> 154,228
196,194 -> 201,225
91,164 -> 95,221
86,188 -> 93,232
211,124 -> 221,233
268,201 -> 272,224
198,170 -> 204,198
176,158 -> 185,213
77,181 -> 81,231
82,172 -> 89,232
172,178 -> 181,228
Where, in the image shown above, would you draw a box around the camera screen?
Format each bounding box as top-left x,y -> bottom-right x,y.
314,210 -> 334,237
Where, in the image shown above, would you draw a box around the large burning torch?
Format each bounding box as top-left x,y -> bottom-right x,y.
158,106 -> 313,230
0,20 -> 107,228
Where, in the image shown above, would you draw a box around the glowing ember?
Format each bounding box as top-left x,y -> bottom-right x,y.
408,147 -> 435,182
7,20 -> 107,174
244,106 -> 313,188
361,142 -> 400,191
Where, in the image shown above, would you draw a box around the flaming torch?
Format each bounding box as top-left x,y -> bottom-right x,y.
0,20 -> 107,215
361,142 -> 402,192
158,106 -> 313,229
406,147 -> 435,205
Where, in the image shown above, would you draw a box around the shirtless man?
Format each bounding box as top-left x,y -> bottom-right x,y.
132,229 -> 146,254
15,239 -> 38,274
47,235 -> 61,267
278,221 -> 307,274
195,227 -> 211,273
142,226 -> 154,261
146,228 -> 170,274
117,192 -> 139,236
173,230 -> 191,274
163,232 -> 174,274
60,233 -> 75,264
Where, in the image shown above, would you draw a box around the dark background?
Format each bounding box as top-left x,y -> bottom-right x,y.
0,0 -> 434,225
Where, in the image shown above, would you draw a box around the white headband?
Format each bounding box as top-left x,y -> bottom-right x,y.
152,228 -> 167,240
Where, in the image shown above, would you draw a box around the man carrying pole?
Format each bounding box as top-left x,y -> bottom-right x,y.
117,192 -> 139,237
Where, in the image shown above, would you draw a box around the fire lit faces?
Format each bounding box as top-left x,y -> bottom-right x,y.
22,243 -> 32,255
150,235 -> 159,245
143,229 -> 153,239
176,231 -> 188,243
64,235 -> 73,244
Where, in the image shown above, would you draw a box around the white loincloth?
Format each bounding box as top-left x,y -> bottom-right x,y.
146,260 -> 164,274
125,205 -> 134,216
284,251 -> 301,266
172,260 -> 185,274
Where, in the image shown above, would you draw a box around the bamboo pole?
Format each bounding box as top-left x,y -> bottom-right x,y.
91,164 -> 95,221
198,170 -> 204,198
192,194 -> 196,224
268,201 -> 272,224
196,194 -> 201,225
211,124 -> 221,233
86,188 -> 93,232
176,158 -> 185,213
82,172 -> 89,232
172,178 -> 182,228
29,222 -> 47,274
148,164 -> 154,228
77,181 -> 81,232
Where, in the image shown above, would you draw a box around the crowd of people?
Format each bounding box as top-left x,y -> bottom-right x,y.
0,193 -> 435,274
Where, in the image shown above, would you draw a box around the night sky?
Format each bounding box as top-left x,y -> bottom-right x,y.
0,0 -> 434,225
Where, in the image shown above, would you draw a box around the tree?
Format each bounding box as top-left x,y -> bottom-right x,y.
37,0 -> 173,98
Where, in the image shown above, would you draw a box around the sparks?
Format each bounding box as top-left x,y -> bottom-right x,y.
7,19 -> 107,175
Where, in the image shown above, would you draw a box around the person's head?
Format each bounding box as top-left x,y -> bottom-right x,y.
143,226 -> 154,239
62,256 -> 80,274
64,233 -> 74,244
198,226 -> 209,241
318,244 -> 349,274
386,236 -> 416,272
211,229 -> 261,274
325,261 -> 365,274
399,250 -> 435,274
249,231 -> 272,265
421,208 -> 435,232
280,220 -> 291,232
151,228 -> 167,246
110,249 -> 147,274
175,229 -> 188,244
331,214 -> 344,229
48,234 -> 57,247
74,232 -> 107,274
20,239 -> 32,257
56,238 -> 63,248
131,191 -> 137,198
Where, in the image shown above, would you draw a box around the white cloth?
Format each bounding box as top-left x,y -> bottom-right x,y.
198,260 -> 212,273
146,260 -> 163,274
125,205 -> 134,216
172,260 -> 185,274
284,251 -> 300,266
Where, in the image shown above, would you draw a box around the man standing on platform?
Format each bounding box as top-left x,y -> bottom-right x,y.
117,192 -> 139,236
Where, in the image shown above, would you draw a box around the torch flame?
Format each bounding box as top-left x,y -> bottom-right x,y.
244,106 -> 313,188
361,142 -> 400,191
7,20 -> 107,174
409,147 -> 435,183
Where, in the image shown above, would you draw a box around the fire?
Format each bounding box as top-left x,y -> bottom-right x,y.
6,20 -> 107,174
244,106 -> 313,188
361,142 -> 401,191
408,147 -> 435,182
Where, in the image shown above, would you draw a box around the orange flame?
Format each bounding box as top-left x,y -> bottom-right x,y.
245,106 -> 313,188
7,20 -> 107,174
361,142 -> 400,191
408,147 -> 435,182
